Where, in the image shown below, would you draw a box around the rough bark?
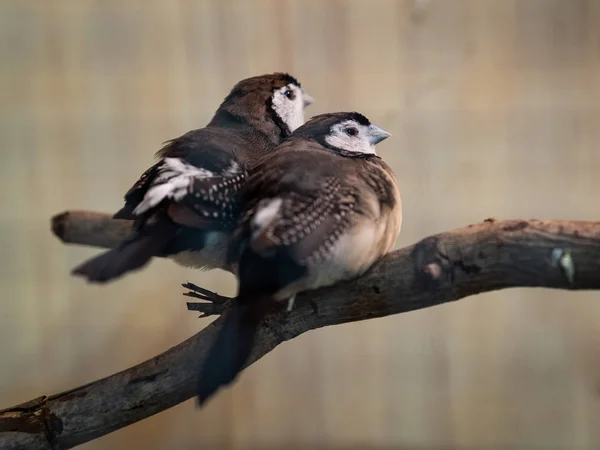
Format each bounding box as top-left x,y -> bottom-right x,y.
2,212 -> 600,449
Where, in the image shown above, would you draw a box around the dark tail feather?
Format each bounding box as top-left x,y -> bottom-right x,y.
72,221 -> 177,283
196,244 -> 300,405
112,205 -> 135,220
196,299 -> 267,405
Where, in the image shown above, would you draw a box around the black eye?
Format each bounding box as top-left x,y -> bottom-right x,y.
283,89 -> 295,100
345,127 -> 358,136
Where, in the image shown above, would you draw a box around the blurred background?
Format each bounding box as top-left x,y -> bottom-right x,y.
1,0 -> 600,449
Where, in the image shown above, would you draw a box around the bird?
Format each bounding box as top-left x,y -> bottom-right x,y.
196,111 -> 402,405
72,73 -> 314,283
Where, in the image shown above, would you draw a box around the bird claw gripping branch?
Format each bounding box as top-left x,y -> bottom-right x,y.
183,282 -> 234,317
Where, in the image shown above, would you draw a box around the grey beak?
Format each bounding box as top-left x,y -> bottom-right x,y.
368,124 -> 391,145
302,90 -> 315,107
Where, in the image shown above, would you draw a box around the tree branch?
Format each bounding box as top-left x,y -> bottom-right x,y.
2,212 -> 600,449
51,211 -> 134,251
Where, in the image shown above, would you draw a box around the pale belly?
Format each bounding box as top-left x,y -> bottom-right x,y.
170,231 -> 232,272
273,203 -> 402,302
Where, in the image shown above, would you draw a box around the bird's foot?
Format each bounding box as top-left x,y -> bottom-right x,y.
182,282 -> 233,318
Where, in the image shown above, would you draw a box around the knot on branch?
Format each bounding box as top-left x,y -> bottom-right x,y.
411,234 -> 483,287
422,262 -> 441,279
411,236 -> 451,286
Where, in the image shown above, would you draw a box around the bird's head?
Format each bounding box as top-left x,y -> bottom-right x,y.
292,112 -> 391,157
216,73 -> 314,138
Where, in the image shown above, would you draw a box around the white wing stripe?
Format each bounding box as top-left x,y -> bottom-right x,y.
133,158 -> 214,215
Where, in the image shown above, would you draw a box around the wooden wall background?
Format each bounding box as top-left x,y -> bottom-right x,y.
1,0 -> 599,448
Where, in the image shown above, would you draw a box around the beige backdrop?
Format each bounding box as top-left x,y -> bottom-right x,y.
1,0 -> 600,449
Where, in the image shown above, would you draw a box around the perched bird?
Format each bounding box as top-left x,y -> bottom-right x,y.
72,73 -> 314,283
197,111 -> 401,404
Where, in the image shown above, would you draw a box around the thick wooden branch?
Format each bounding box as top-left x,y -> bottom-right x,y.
51,211 -> 134,251
2,213 -> 600,449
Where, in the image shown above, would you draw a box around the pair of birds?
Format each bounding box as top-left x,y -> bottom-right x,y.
72,73 -> 402,405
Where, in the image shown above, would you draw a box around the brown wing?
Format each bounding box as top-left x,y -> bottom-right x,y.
114,128 -> 249,231
233,149 -> 361,265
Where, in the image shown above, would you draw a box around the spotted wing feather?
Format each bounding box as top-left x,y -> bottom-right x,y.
179,171 -> 246,230
238,174 -> 358,265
